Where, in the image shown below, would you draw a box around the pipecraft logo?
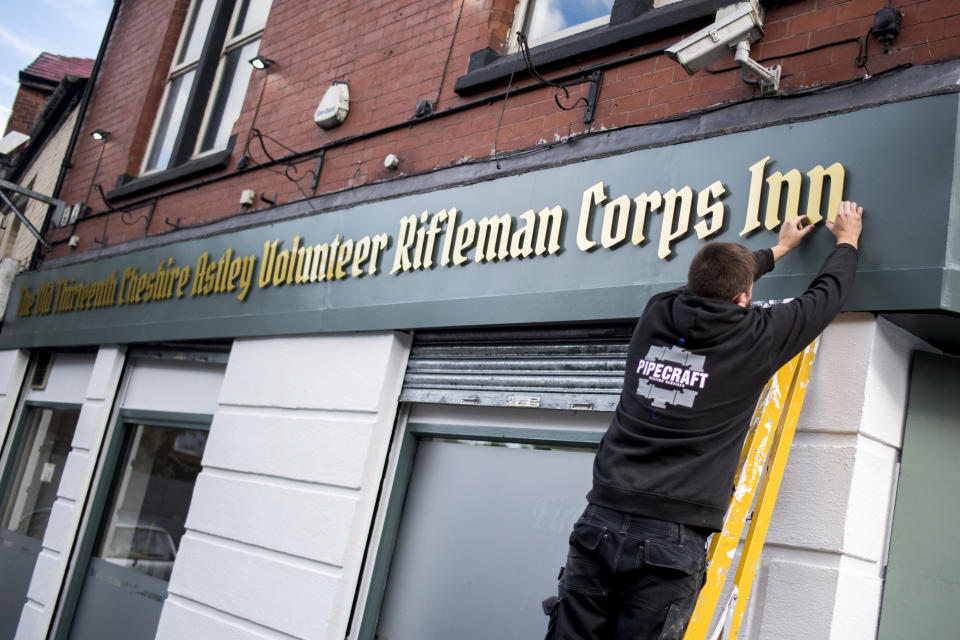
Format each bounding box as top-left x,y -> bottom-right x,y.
636,345 -> 709,408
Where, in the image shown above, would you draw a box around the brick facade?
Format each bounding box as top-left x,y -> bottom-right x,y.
48,0 -> 960,257
4,86 -> 49,137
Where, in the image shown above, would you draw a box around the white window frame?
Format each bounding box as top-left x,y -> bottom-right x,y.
141,0 -> 270,175
507,0 -> 612,52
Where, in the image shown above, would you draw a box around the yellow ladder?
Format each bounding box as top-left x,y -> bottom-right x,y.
682,337 -> 821,640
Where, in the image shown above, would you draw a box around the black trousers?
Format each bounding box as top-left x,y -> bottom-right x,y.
544,504 -> 708,640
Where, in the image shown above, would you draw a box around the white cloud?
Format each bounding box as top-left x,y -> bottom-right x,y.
39,0 -> 112,43
0,104 -> 11,130
0,75 -> 18,90
530,2 -> 567,39
0,24 -> 44,61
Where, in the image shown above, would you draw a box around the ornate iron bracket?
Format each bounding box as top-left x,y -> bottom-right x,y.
517,33 -> 604,124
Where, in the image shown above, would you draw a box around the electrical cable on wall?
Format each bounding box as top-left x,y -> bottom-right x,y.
60,28 -> 907,241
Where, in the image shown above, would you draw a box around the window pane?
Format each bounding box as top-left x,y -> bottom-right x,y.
178,0 -> 217,66
97,424 -> 207,581
525,0 -> 613,41
198,40 -> 258,154
376,439 -> 593,640
1,408 -> 81,540
233,0 -> 271,37
145,70 -> 195,172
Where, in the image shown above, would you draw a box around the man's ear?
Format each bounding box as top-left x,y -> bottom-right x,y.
733,291 -> 750,308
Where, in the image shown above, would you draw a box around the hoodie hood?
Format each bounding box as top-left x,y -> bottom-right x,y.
671,290 -> 746,343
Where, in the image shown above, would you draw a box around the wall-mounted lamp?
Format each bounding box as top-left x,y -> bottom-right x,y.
249,55 -> 274,70
91,129 -> 111,141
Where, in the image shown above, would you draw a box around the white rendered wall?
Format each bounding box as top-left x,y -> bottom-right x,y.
0,349 -> 28,453
15,347 -> 125,640
155,331 -> 411,640
735,314 -> 935,640
0,105 -> 79,267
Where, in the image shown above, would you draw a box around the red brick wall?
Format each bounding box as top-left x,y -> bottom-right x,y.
51,0 -> 960,257
4,85 -> 49,136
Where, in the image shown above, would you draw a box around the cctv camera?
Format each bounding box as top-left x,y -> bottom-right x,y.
666,2 -> 765,75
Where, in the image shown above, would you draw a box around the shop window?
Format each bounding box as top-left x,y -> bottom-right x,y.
359,408 -> 608,640
0,407 -> 81,540
142,0 -> 271,173
64,420 -> 209,639
96,424 -> 207,581
509,0 -> 614,50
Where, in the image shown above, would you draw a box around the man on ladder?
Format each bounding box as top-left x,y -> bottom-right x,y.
543,201 -> 864,640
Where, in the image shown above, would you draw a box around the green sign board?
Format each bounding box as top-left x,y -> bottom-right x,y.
2,94 -> 957,348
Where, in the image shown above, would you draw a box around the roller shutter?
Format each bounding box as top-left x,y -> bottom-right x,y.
400,324 -> 634,411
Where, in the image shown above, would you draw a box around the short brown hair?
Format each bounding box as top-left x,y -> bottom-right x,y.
687,242 -> 756,302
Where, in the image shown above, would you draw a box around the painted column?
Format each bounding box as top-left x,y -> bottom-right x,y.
155,331 -> 411,640
0,349 -> 28,449
738,315 -> 934,639
15,346 -> 126,639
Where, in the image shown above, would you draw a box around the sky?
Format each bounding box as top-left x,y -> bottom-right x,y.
0,0 -> 113,133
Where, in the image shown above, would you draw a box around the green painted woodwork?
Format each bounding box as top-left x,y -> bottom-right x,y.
3,94 -> 958,348
877,352 -> 960,639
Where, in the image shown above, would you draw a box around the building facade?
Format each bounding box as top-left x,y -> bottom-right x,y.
1,1 -> 959,639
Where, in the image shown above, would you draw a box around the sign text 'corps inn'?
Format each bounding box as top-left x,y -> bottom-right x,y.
15,155 -> 843,319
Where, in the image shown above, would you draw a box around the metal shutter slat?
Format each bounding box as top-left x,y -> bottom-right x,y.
401,324 -> 633,410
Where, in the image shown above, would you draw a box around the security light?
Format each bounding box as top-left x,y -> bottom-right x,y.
249,55 -> 274,70
91,129 -> 111,141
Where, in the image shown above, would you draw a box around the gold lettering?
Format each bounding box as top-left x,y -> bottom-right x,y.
227,257 -> 242,292
391,215 -> 417,274
424,210 -> 447,269
273,249 -> 290,286
216,248 -> 232,292
601,195 -> 631,249
453,219 -> 476,266
306,243 -> 329,282
236,256 -> 255,301
806,162 -> 845,224
658,187 -> 693,259
143,272 -> 157,301
413,211 -> 429,269
287,237 -> 300,285
192,253 -> 209,296
326,235 -> 341,281
632,192 -> 662,245
510,210 -> 536,259
694,180 -> 726,239
440,208 -> 458,267
536,206 -> 562,256
258,240 -> 278,287
369,234 -> 389,275
295,244 -> 307,284
765,168 -> 802,229
741,156 -> 770,236
352,236 -> 371,277
16,287 -> 35,317
336,239 -> 353,279
577,182 -> 605,252
475,214 -> 512,263
176,266 -> 190,297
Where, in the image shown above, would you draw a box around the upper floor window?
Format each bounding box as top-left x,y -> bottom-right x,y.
143,0 -> 271,173
509,0 -> 614,50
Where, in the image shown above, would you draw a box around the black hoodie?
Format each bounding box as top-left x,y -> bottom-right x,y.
587,243 -> 859,530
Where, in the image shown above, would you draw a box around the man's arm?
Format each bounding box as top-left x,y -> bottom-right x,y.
765,201 -> 864,368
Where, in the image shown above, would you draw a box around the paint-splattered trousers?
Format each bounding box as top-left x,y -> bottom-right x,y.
543,504 -> 709,640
